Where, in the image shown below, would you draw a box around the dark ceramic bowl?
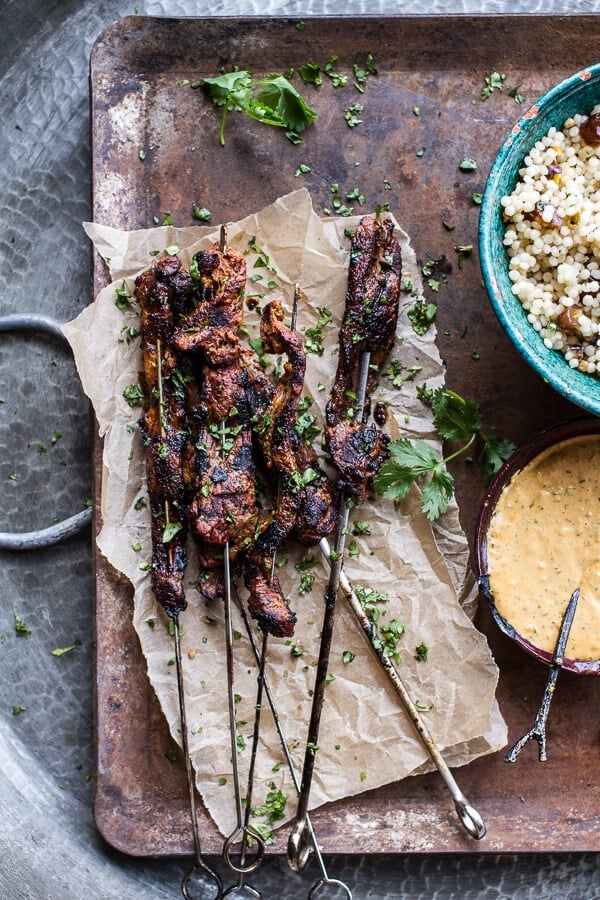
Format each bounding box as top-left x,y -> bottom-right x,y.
479,64 -> 600,416
474,417 -> 600,675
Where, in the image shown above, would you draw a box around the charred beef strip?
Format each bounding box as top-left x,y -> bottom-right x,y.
185,339 -> 269,604
136,254 -> 191,619
244,300 -> 337,637
325,216 -> 402,501
170,244 -> 278,611
172,243 -> 246,354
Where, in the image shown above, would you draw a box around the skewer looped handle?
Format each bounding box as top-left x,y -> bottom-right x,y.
308,877 -> 353,899
181,861 -> 224,900
222,827 -> 265,875
454,797 -> 487,840
287,815 -> 313,871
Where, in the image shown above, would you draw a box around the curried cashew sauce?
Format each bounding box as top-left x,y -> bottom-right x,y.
487,434 -> 600,661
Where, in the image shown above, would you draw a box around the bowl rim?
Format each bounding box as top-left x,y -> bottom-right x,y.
474,416 -> 600,675
479,63 -> 600,417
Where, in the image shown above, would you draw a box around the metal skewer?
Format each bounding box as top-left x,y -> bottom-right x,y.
220,537 -> 265,898
505,587 -> 580,763
176,621 -> 224,900
288,351 -> 372,872
318,538 -> 486,840
234,588 -> 352,899
154,339 -> 222,899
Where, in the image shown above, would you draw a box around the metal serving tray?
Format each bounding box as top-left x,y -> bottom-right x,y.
90,14 -> 600,856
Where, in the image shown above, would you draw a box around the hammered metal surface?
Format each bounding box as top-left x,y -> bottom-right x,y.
2,1 -> 600,898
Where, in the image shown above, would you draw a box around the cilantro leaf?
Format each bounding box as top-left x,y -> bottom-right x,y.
388,438 -> 439,475
197,69 -> 316,144
421,466 -> 454,520
199,70 -> 252,107
255,74 -> 317,132
479,436 -> 516,479
373,386 -> 514,520
431,388 -> 480,442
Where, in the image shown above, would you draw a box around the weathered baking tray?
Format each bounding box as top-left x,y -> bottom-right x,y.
90,14 -> 600,856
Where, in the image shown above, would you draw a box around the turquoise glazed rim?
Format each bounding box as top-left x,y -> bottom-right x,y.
479,64 -> 600,417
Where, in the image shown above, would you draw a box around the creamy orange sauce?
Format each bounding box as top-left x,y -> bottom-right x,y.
487,434 -> 600,661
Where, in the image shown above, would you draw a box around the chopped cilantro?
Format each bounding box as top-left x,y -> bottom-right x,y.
122,384 -> 144,408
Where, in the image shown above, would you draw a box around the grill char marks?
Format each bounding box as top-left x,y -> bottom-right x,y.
325,216 -> 402,501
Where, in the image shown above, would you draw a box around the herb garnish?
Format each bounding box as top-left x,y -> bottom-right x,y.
251,782 -> 287,845
122,384 -> 144,408
195,70 -> 316,146
481,71 -> 506,100
14,614 -> 31,639
373,387 -> 516,520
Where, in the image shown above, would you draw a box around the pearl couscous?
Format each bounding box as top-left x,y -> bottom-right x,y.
501,109 -> 600,375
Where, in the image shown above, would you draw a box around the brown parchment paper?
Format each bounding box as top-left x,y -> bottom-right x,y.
64,189 -> 506,837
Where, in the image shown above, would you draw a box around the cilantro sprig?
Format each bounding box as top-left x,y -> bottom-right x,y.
195,69 -> 317,145
373,387 -> 515,520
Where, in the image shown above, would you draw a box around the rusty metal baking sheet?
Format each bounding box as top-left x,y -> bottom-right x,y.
90,14 -> 600,857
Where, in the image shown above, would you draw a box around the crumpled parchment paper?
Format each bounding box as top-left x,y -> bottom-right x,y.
64,188 -> 506,837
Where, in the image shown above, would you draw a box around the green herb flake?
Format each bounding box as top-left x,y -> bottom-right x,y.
459,156 -> 477,172
12,706 -> 27,716
455,243 -> 473,269
115,281 -> 134,309
407,298 -> 437,335
344,103 -> 364,128
51,640 -> 82,657
122,384 -> 144,408
294,163 -> 312,177
481,71 -> 506,100
14,614 -> 32,639
162,522 -> 183,544
192,204 -> 211,222
342,650 -> 355,665
414,642 -> 429,662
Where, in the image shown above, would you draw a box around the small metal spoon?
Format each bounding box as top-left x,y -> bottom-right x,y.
505,587 -> 580,763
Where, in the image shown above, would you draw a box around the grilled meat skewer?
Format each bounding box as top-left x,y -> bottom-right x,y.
136,254 -> 191,618
136,254 -> 222,897
326,215 -> 402,501
244,299 -> 337,637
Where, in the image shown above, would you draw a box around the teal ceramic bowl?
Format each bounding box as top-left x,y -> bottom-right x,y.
479,64 -> 600,416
